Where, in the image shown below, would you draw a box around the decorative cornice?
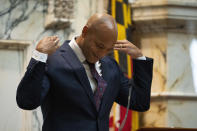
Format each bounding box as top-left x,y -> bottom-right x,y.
131,0 -> 197,33
131,0 -> 197,8
0,40 -> 31,50
151,92 -> 197,100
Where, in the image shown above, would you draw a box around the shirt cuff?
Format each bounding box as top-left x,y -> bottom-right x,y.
136,56 -> 146,60
32,50 -> 48,63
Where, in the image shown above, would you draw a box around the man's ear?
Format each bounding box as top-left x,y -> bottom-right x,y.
82,26 -> 88,38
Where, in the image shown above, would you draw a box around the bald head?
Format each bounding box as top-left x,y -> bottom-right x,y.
85,13 -> 118,41
77,13 -> 118,63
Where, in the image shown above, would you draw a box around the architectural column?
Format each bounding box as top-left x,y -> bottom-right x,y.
131,0 -> 197,128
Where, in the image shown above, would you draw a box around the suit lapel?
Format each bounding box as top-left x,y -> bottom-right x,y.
60,41 -> 97,110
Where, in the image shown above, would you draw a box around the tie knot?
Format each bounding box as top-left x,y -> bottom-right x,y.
86,60 -> 95,70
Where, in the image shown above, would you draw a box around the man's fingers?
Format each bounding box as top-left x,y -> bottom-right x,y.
54,39 -> 60,46
37,36 -> 60,54
114,47 -> 128,52
114,43 -> 131,49
47,36 -> 58,42
50,36 -> 58,41
47,36 -> 59,46
115,40 -> 128,44
114,44 -> 124,48
115,40 -> 135,47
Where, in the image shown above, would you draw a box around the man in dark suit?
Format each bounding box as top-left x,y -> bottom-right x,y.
16,13 -> 153,131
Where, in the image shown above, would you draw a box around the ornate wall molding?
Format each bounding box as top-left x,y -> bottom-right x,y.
45,0 -> 75,29
0,40 -> 31,50
131,0 -> 197,33
151,92 -> 197,101
0,39 -> 32,131
0,40 -> 32,70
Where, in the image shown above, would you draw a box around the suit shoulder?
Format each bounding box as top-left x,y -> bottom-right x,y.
47,40 -> 70,62
102,56 -> 118,64
101,56 -> 119,68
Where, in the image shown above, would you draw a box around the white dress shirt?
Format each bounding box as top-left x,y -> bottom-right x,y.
32,36 -> 146,93
68,37 -> 101,93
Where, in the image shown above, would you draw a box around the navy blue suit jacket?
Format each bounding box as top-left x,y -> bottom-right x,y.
16,40 -> 153,131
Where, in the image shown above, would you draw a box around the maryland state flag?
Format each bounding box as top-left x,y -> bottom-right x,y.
108,0 -> 139,131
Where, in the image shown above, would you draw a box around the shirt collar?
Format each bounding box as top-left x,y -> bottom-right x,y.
68,36 -> 101,68
69,36 -> 86,63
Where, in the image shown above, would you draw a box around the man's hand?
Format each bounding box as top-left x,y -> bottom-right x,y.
36,36 -> 60,55
114,40 -> 143,59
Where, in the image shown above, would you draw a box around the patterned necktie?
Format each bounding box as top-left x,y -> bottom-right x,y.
87,62 -> 107,111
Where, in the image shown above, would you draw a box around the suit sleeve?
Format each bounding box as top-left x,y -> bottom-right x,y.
16,58 -> 50,110
115,57 -> 153,112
